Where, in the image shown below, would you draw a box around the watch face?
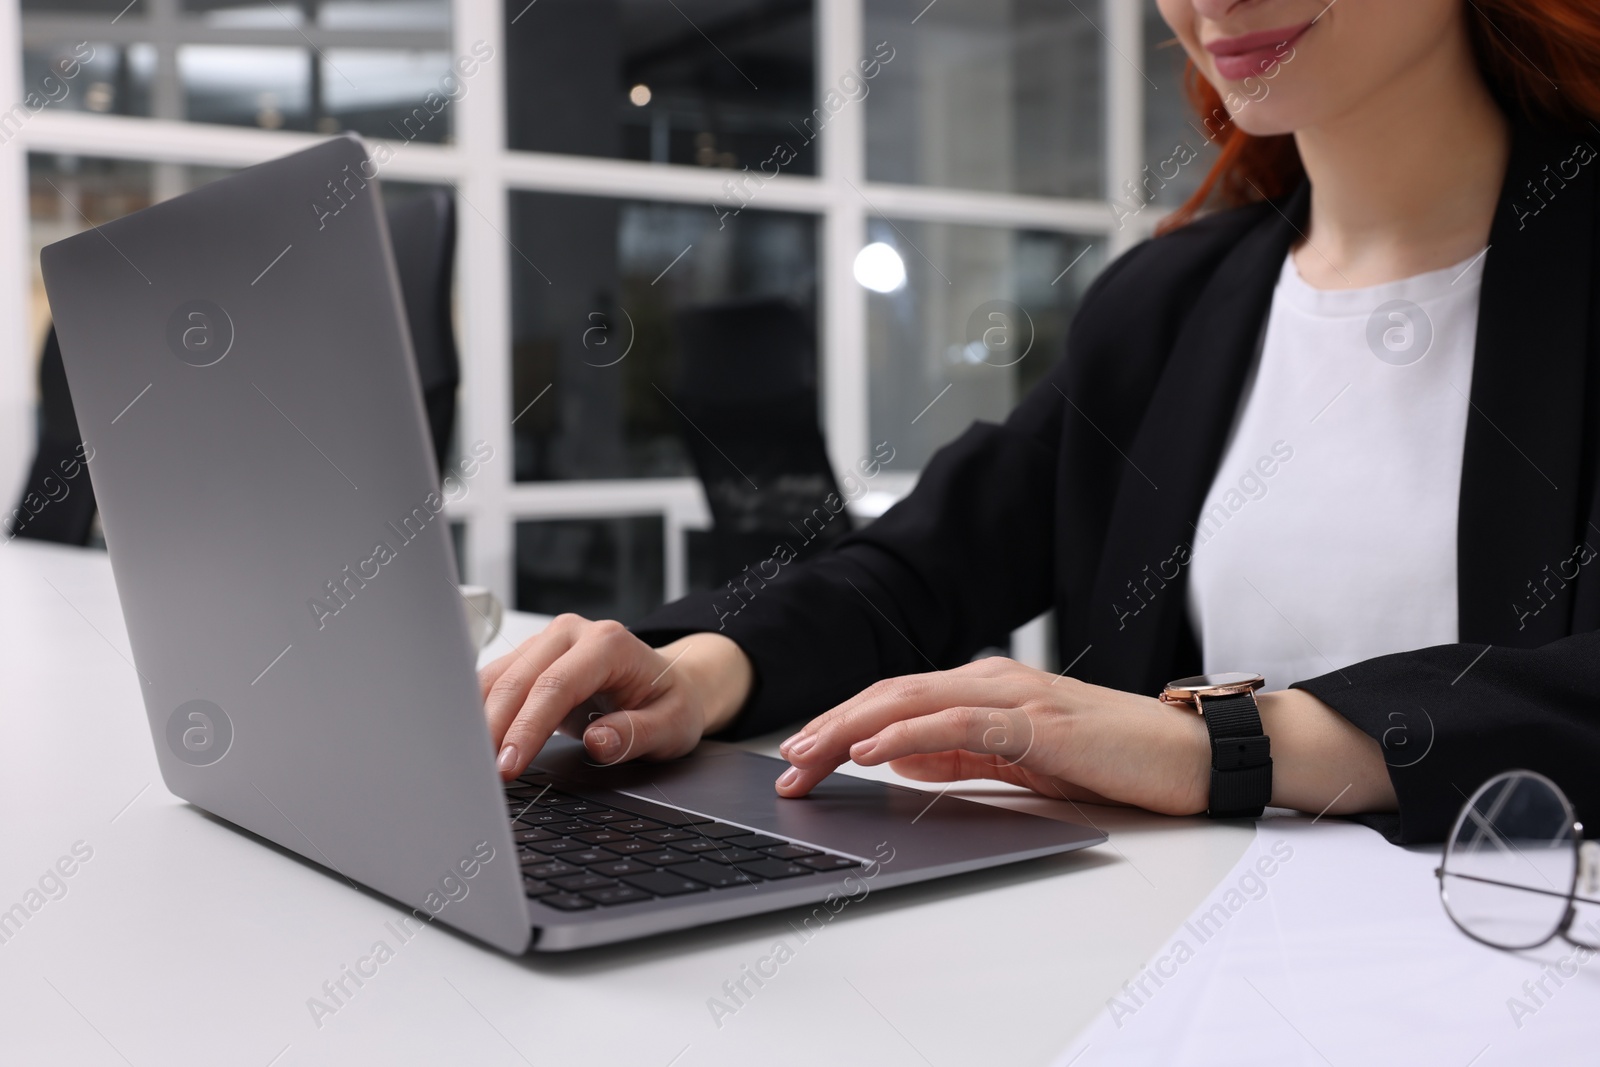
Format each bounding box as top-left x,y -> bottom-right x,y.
1166,672 -> 1265,692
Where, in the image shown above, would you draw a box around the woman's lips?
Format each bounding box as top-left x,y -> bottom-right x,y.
1205,20 -> 1312,80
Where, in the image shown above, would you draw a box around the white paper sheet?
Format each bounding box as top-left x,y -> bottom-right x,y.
1057,818 -> 1600,1066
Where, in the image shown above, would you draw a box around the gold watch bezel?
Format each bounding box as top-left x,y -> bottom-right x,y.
1160,672 -> 1265,707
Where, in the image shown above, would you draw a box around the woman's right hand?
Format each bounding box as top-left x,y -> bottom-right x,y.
478,614 -> 754,780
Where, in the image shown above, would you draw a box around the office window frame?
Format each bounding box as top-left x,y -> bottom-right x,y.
0,0 -> 1161,631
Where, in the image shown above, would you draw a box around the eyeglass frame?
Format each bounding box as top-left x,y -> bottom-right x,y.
1436,768 -> 1600,953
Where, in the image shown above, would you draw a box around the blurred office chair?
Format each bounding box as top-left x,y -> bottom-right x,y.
7,328 -> 98,544
671,297 -> 851,585
8,188 -> 460,546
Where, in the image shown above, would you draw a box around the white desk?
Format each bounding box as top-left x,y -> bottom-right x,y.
0,540 -> 1257,1066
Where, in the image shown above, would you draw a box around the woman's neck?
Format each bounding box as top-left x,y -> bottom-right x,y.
1292,23 -> 1510,290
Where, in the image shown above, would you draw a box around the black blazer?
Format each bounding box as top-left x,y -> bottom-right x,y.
636,118 -> 1600,844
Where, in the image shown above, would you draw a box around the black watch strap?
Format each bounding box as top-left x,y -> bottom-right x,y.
1195,691 -> 1272,819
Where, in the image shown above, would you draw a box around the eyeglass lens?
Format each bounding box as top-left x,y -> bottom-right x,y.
1441,772 -> 1576,950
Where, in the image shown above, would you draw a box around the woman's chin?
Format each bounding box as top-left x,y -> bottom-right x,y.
1223,105 -> 1300,140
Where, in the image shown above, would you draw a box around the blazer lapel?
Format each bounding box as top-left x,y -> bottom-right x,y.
1458,121 -> 1596,646
1074,187 -> 1307,694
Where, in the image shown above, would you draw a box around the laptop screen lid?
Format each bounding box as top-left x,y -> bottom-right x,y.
40,135 -> 529,954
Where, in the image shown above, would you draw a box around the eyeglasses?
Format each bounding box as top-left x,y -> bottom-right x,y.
1438,769 -> 1600,951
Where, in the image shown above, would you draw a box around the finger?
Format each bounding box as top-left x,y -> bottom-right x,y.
477,645 -> 523,700
480,616 -> 582,745
776,658 -> 1036,757
476,643 -> 540,710
774,705 -> 1018,798
496,621 -> 653,778
779,674 -> 1029,771
852,705 -> 1037,768
574,703 -> 701,766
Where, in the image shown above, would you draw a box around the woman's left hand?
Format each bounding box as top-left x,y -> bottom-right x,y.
773,657 -> 1212,815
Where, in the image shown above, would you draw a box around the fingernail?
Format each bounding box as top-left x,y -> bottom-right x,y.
496,743 -> 519,774
786,734 -> 816,759
851,739 -> 878,761
586,726 -> 620,751
776,766 -> 800,789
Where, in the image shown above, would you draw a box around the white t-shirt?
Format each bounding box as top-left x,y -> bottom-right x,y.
1186,247 -> 1486,692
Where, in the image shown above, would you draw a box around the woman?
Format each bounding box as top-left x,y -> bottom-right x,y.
480,0 -> 1600,843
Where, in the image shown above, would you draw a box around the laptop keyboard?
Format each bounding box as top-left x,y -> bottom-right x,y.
507,772 -> 860,912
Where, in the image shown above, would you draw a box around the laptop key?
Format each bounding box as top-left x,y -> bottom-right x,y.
621,871 -> 709,897
636,849 -> 697,866
675,861 -> 761,888
554,802 -> 608,815
543,821 -> 595,836
763,844 -> 820,859
722,833 -> 784,850
512,828 -> 558,843
735,859 -> 815,880
601,840 -> 658,855
565,849 -> 621,866
519,850 -> 562,866
675,838 -> 727,854
638,828 -> 697,844
522,859 -> 579,878
601,796 -> 716,827
590,859 -> 651,877
582,810 -> 634,824
573,829 -> 634,845
696,847 -> 762,865
695,823 -> 758,840
539,893 -> 595,911
522,878 -> 558,897
583,884 -> 653,906
515,809 -> 571,827
551,872 -> 617,892
610,819 -> 665,834
527,839 -> 584,855
797,854 -> 859,870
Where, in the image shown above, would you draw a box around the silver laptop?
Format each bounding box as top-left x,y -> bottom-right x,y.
39,135 -> 1104,953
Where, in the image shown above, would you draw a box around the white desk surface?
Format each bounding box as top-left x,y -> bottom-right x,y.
0,540 -> 1258,1066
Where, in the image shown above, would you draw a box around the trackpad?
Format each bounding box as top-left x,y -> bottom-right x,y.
533,738 -> 1099,869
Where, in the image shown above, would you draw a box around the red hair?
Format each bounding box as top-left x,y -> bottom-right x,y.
1158,0 -> 1600,233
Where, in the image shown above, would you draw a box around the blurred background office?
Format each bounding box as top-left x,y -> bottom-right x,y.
1,0 -> 1201,666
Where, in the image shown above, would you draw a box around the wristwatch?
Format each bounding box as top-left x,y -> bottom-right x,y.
1161,672 -> 1271,819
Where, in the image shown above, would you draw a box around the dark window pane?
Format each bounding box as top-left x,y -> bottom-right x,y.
509,193 -> 817,482
180,45 -> 312,130
177,46 -> 456,138
23,0 -> 130,11
181,1 -> 450,29
864,221 -> 1102,469
506,0 -> 817,175
865,0 -> 1103,199
515,516 -> 665,623
20,43 -> 143,119
323,50 -> 456,142
320,2 -> 451,30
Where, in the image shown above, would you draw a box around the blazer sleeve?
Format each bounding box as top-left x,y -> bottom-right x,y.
1293,634 -> 1600,843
